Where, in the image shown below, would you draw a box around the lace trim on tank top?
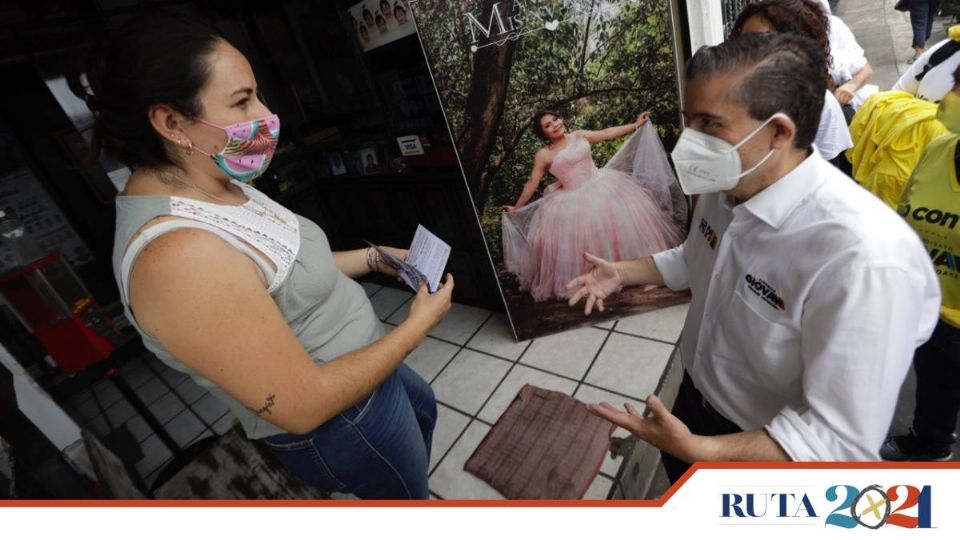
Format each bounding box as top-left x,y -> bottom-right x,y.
167,185 -> 300,291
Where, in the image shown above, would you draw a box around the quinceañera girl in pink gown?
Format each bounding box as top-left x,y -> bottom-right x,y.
501,111 -> 687,301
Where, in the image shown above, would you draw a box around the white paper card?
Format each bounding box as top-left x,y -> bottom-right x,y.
369,225 -> 450,293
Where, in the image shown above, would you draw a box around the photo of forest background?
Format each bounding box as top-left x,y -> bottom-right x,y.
411,0 -> 689,339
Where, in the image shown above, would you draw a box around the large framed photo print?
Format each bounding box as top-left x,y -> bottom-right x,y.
411,0 -> 690,340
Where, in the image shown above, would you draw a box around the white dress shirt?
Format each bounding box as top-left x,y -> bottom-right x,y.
827,15 -> 868,87
816,90 -> 853,161
652,150 -> 940,461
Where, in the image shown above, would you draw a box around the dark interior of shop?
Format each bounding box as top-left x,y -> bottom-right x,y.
0,0 -> 503,497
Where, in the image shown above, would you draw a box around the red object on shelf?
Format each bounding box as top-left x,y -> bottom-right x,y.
0,252 -> 119,373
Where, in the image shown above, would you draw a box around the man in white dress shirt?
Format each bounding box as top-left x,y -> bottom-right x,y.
567,33 -> 941,483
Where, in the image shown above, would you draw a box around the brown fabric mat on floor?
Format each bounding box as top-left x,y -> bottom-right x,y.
464,384 -> 613,500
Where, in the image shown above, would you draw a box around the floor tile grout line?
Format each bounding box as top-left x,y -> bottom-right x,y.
378,290 -> 415,322
430,354 -> 650,411
427,348 -> 515,477
90,381 -> 125,410
505,338 -> 536,366
363,283 -> 385,298
608,328 -> 680,347
139,410 -> 234,487
422,311 -> 506,476
573,328 -> 616,397
384,309 -> 683,356
423,311 -> 497,386
426,347 -> 466,387
469,360 -> 520,423
384,317 -> 531,363
512,353 -> 599,387
424,338 -> 527,477
577,381 -> 650,405
427,417 -> 474,478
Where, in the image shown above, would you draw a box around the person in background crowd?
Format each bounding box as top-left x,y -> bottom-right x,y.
731,0 -> 853,172
910,1 -> 945,62
567,33 -> 940,482
895,25 -> 960,102
847,88 -> 947,208
812,0 -> 876,115
882,65 -> 960,462
92,14 -> 453,499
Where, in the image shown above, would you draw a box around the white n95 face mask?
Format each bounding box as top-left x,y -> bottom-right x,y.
671,113 -> 787,195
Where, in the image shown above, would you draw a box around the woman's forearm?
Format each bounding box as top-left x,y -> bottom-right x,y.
334,249 -> 371,278
849,62 -> 873,91
295,317 -> 432,433
514,181 -> 540,209
594,122 -> 639,143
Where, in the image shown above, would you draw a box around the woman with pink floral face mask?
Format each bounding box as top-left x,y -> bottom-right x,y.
90,14 -> 452,499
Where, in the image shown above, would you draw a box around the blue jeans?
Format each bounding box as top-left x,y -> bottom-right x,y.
912,319 -> 960,449
262,364 -> 436,499
910,1 -> 942,49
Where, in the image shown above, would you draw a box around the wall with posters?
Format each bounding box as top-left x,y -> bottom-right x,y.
412,0 -> 690,339
347,0 -> 418,51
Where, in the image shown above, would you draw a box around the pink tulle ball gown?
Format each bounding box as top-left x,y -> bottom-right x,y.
502,123 -> 687,302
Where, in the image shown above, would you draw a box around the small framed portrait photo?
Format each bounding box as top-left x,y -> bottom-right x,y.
358,145 -> 381,175
326,151 -> 348,176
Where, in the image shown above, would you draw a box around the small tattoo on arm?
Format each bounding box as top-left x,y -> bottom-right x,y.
252,393 -> 276,416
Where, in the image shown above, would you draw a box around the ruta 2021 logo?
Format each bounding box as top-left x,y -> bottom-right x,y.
722,484 -> 932,529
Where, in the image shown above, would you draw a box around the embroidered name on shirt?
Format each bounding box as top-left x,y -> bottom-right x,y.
745,274 -> 786,311
699,218 -> 718,250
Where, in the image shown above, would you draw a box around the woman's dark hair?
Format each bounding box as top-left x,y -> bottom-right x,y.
87,14 -> 225,170
395,4 -> 407,16
380,0 -> 391,11
376,13 -> 386,25
532,109 -> 564,141
730,0 -> 832,75
687,33 -> 826,149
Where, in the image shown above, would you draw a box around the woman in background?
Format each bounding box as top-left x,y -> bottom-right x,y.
731,0 -> 853,169
501,111 -> 685,302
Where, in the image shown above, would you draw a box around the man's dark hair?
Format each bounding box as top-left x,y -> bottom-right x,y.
686,33 -> 826,149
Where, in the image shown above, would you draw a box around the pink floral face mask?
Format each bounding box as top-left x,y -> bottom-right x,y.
194,114 -> 280,183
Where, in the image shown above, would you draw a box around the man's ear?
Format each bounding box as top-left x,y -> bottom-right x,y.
770,114 -> 797,150
147,104 -> 187,147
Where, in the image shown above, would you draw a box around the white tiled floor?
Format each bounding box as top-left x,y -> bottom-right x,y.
366,284 -> 688,500
63,282 -> 686,499
519,326 -> 610,380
